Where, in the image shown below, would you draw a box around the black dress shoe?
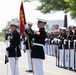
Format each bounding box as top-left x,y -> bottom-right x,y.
26,70 -> 33,72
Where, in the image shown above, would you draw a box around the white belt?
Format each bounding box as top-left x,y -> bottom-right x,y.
33,43 -> 44,47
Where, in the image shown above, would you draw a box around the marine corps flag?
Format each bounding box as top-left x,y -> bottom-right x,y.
19,2 -> 26,35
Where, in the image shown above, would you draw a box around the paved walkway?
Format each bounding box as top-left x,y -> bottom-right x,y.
0,42 -> 76,75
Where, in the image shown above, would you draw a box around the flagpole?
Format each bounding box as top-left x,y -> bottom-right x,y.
27,36 -> 34,75
19,1 -> 34,75
21,0 -> 22,2
21,0 -> 24,3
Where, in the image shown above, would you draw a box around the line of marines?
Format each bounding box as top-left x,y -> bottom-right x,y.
4,18 -> 76,75
44,26 -> 76,71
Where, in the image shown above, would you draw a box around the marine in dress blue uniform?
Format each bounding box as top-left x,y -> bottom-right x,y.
58,27 -> 67,67
6,21 -> 21,75
67,26 -> 74,70
73,26 -> 76,71
25,18 -> 47,75
49,33 -> 54,55
24,22 -> 34,72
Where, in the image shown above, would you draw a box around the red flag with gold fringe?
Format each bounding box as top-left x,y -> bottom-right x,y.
19,2 -> 26,35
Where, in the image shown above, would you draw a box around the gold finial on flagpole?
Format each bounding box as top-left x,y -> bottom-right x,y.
21,0 -> 24,2
21,0 -> 24,3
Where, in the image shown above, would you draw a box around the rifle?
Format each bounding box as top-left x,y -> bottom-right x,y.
63,40 -> 65,68
68,40 -> 71,70
56,40 -> 59,67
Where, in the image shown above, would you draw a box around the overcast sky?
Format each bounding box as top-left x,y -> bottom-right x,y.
0,0 -> 76,32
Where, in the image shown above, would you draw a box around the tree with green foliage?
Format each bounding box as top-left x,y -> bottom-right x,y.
2,18 -> 19,33
2,21 -> 11,33
24,0 -> 76,19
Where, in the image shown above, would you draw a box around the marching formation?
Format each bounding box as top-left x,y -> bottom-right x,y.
5,21 -> 21,75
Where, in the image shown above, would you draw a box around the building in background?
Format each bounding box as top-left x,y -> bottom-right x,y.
45,20 -> 64,32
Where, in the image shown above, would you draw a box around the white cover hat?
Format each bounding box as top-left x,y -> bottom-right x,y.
37,18 -> 47,24
10,21 -> 19,27
37,18 -> 47,22
59,27 -> 66,30
27,22 -> 33,25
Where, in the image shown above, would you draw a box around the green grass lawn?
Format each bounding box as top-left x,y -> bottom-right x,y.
0,36 -> 4,41
0,33 -> 4,41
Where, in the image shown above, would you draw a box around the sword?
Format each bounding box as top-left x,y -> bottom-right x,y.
5,40 -> 9,75
14,48 -> 17,75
